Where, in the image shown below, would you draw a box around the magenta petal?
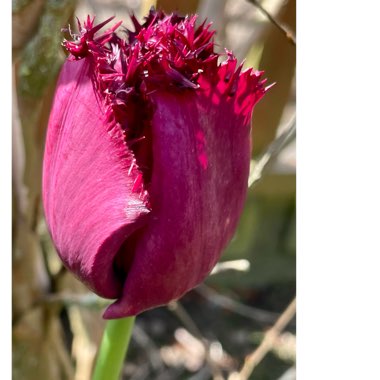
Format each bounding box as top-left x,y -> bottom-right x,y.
42,58 -> 150,298
104,64 -> 259,318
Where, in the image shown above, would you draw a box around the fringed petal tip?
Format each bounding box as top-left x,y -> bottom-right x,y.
61,10 -> 269,102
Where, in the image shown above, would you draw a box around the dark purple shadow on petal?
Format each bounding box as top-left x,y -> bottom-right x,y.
103,63 -> 264,318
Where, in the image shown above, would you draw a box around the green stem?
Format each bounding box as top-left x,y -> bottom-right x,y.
92,316 -> 136,380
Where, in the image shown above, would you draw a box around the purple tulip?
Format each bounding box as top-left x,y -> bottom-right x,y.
42,10 -> 268,318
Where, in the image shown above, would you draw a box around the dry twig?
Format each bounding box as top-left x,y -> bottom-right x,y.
197,284 -> 289,326
248,116 -> 296,188
246,0 -> 296,46
211,259 -> 250,275
229,297 -> 296,380
168,301 -> 226,380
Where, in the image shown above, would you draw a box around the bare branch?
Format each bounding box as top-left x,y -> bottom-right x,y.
168,301 -> 225,380
246,0 -> 296,46
211,259 -> 250,275
249,115 -> 296,188
42,292 -> 111,309
196,285 -> 289,326
229,297 -> 296,380
132,324 -> 165,371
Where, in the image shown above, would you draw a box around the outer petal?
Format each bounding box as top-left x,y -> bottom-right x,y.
104,63 -> 264,318
42,58 -> 150,298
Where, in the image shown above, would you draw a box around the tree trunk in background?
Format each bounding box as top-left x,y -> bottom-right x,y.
12,1 -> 76,379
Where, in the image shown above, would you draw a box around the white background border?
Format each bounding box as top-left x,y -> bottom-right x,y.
298,1 -> 380,378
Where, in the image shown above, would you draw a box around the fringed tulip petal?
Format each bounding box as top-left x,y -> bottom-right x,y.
43,59 -> 150,298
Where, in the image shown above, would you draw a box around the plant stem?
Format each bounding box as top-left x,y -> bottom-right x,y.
92,316 -> 136,380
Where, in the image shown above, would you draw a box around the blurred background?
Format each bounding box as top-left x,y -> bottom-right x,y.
12,0 -> 296,379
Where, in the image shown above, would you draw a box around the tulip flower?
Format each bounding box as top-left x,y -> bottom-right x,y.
42,10 -> 268,319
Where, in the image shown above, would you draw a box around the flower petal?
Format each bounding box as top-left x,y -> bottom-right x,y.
104,60 -> 263,318
43,58 -> 150,298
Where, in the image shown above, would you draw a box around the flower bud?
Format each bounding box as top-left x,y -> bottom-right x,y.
42,10 -> 268,318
